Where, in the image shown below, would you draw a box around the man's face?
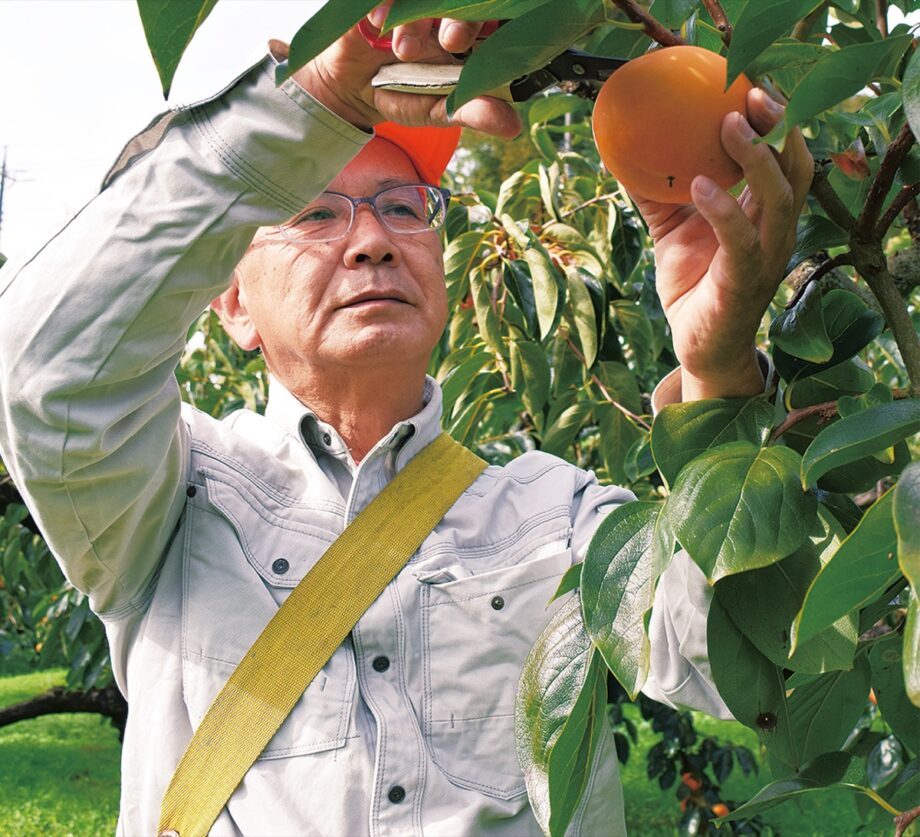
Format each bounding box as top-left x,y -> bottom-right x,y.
232,139 -> 448,380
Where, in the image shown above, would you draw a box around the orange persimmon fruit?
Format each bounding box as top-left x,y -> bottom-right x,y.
592,45 -> 753,204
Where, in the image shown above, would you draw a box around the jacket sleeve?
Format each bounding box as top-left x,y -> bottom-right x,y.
0,53 -> 369,618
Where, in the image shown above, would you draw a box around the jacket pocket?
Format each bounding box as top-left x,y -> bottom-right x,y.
419,548 -> 573,799
181,472 -> 355,759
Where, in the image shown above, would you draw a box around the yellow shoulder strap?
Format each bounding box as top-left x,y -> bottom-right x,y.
158,432 -> 486,837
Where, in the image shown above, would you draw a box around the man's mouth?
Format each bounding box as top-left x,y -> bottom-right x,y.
341,292 -> 410,308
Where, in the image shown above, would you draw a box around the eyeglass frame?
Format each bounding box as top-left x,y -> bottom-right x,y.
277,183 -> 453,244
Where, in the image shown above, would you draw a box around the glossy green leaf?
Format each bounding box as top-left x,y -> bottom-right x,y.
550,561 -> 583,603
581,501 -> 673,698
444,230 -> 489,287
785,656 -> 872,767
611,300 -> 655,373
716,545 -> 856,675
282,1 -> 380,82
511,339 -> 551,421
769,281 -> 833,364
763,36 -> 914,145
447,0 -> 606,112
525,246 -> 563,341
785,357 -> 875,409
906,596 -> 920,709
503,258 -> 540,339
801,400 -> 920,487
565,267 -> 599,367
774,290 -> 884,382
868,632 -> 920,753
894,460 -> 920,596
137,0 -> 220,96
719,751 -> 866,821
650,0 -> 697,28
529,93 -> 592,125
383,0 -> 551,28
667,441 -> 817,582
904,39 -> 920,148
726,0 -> 824,86
595,361 -> 643,415
784,215 -> 850,277
653,395 -> 776,489
609,207 -> 644,285
707,595 -> 792,754
469,267 -> 503,355
438,349 -> 492,417
598,404 -> 643,486
542,402 -> 592,458
515,596 -> 604,837
837,382 -> 893,419
746,39 -> 829,85
792,489 -> 900,650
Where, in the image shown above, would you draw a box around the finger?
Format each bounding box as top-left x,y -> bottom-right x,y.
390,18 -> 438,61
371,88 -> 521,137
721,110 -> 796,256
367,2 -> 392,30
747,88 -> 813,209
690,176 -> 767,294
438,19 -> 484,54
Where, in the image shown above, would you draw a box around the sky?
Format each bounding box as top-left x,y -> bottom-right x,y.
0,0 -> 323,265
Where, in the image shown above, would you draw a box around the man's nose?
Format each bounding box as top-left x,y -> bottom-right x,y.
343,205 -> 401,266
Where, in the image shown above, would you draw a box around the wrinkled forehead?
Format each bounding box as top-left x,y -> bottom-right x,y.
325,136 -> 423,195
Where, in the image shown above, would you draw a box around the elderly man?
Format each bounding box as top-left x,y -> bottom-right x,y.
0,7 -> 811,837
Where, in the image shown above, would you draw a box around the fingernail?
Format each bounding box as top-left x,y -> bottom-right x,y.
694,176 -> 717,198
395,34 -> 421,60
444,21 -> 471,49
737,112 -> 755,138
369,5 -> 388,28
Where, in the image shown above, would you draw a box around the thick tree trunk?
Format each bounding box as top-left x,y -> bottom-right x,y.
0,684 -> 128,741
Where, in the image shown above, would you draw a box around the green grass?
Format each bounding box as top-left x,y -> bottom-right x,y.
0,672 -> 897,836
0,670 -> 120,836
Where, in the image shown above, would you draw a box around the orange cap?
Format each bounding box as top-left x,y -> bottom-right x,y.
373,122 -> 462,184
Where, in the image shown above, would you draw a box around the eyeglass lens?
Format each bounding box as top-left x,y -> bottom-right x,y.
281,185 -> 447,242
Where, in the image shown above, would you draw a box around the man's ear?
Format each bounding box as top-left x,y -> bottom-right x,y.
211,271 -> 261,352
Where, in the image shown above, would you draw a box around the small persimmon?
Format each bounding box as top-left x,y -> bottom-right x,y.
712,802 -> 730,818
680,771 -> 702,792
592,46 -> 753,204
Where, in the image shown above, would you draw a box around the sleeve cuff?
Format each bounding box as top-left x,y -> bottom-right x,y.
651,350 -> 775,415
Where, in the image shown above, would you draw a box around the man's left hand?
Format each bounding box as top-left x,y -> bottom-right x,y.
632,88 -> 814,401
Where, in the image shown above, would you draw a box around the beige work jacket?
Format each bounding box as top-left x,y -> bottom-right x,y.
0,52 -> 727,836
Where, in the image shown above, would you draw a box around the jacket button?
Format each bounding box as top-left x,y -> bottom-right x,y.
372,655 -> 390,673
491,596 -> 505,611
272,558 -> 290,575
387,785 -> 406,804
186,485 -> 197,498
322,432 -> 332,446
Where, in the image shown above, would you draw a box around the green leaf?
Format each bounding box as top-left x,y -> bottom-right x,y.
784,214 -> 850,274
774,289 -> 884,382
444,230 -> 489,289
529,93 -> 592,125
763,36 -> 914,145
745,39 -> 829,84
581,501 -> 673,698
566,267 -> 599,367
469,267 -> 504,355
542,401 -> 593,458
515,596 -> 605,837
438,349 -> 492,417
716,545 -> 856,675
137,0 -> 220,96
906,596 -> 920,709
785,655 -> 872,767
283,1 -> 380,82
792,489 -> 900,650
511,339 -> 551,421
550,561 -> 583,602
609,207 -> 644,285
524,245 -> 563,341
785,357 -> 875,409
868,633 -> 920,754
904,39 -> 920,149
651,396 -> 775,488
719,751 -> 867,821
894,460 -> 920,596
726,0 -> 824,87
769,281 -> 833,364
503,257 -> 540,339
707,595 -> 790,744
667,442 -> 817,582
383,0 -> 551,28
611,300 -> 655,373
801,400 -> 920,487
598,404 -> 643,486
650,0 -> 698,29
446,0 -> 606,112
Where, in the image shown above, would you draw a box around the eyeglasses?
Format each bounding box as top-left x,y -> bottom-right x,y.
278,184 -> 451,244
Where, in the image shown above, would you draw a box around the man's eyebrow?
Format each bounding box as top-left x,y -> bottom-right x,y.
377,177 -> 418,189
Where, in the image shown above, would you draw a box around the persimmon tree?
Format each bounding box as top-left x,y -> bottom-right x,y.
2,0 -> 919,834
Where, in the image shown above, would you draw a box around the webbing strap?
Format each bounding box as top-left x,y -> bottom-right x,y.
158,432 -> 486,837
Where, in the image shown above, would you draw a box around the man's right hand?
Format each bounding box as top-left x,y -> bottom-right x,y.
288,3 -> 521,138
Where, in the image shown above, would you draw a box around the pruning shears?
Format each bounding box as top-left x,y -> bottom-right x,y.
359,18 -> 628,102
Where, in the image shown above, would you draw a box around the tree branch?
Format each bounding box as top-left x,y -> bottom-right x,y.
856,122 -> 916,239
770,400 -> 838,442
0,684 -> 128,741
785,252 -> 854,309
701,0 -> 732,46
895,805 -> 920,837
876,181 -> 920,238
810,162 -> 857,232
609,0 -> 684,47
